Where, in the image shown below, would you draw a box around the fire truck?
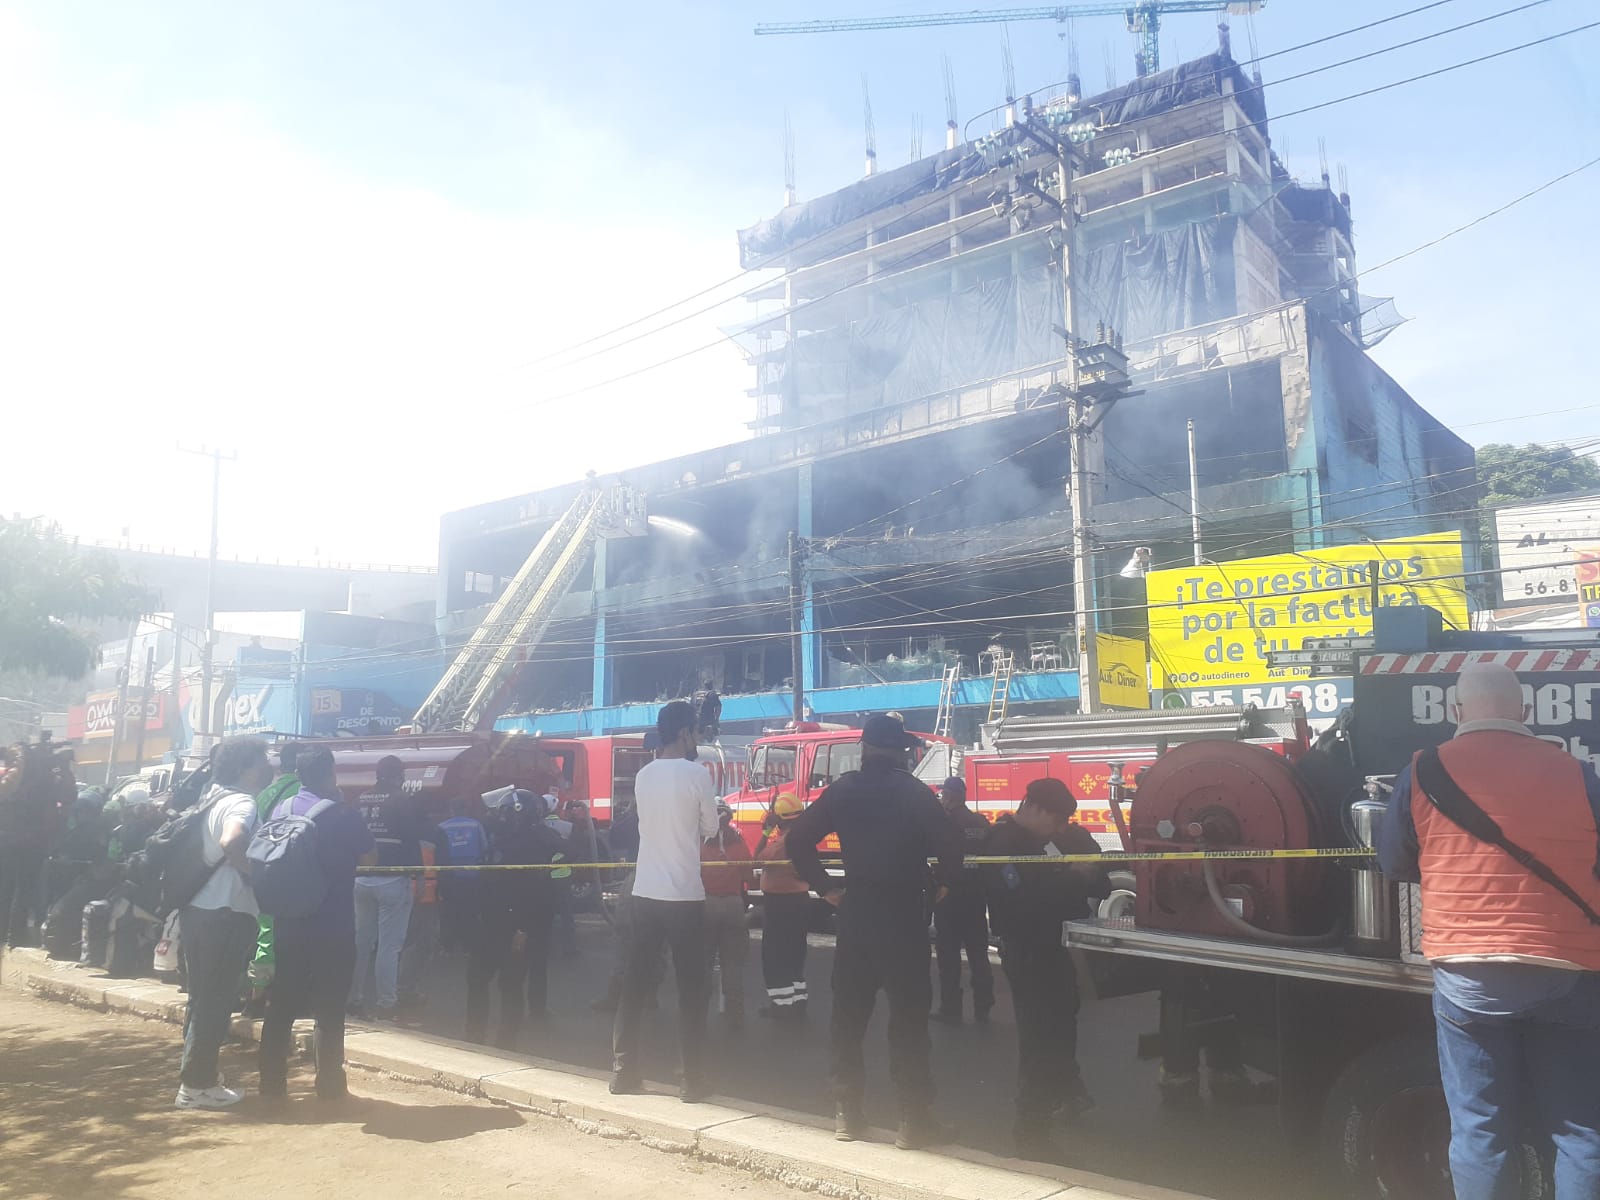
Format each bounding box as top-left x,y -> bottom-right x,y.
721,721 -> 950,850
989,605 -> 1600,1200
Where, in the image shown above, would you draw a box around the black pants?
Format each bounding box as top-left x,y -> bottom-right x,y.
463,909 -> 553,1048
831,903 -> 933,1111
612,897 -> 708,1088
179,906 -> 257,1090
1002,942 -> 1080,1123
934,892 -> 993,1016
259,923 -> 357,1098
760,892 -> 810,1010
0,844 -> 44,947
498,908 -> 556,1047
1160,966 -> 1245,1076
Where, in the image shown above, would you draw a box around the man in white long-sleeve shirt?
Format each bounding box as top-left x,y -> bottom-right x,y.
611,700 -> 719,1102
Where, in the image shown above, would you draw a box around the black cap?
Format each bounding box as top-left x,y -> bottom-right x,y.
657,699 -> 696,744
861,713 -> 918,751
941,775 -> 966,796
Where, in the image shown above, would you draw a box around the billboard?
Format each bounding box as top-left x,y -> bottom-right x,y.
1148,533 -> 1468,717
67,691 -> 167,740
1495,495 -> 1600,604
1578,554 -> 1600,629
1094,632 -> 1150,710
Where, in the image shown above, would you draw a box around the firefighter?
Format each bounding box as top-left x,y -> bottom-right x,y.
931,776 -> 993,1025
786,714 -> 962,1150
981,776 -> 1111,1163
755,792 -> 811,1019
465,789 -> 569,1048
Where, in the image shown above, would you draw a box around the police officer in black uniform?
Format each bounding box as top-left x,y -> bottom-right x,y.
931,776 -> 994,1025
787,714 -> 962,1150
464,789 -> 570,1048
982,776 -> 1110,1162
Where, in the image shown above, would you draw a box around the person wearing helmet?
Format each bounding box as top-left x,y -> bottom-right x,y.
755,791 -> 811,1020
466,788 -> 571,1048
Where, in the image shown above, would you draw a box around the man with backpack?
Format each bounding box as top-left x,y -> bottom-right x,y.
246,743 -> 302,1015
257,746 -> 376,1104
1379,662 -> 1600,1200
174,737 -> 273,1111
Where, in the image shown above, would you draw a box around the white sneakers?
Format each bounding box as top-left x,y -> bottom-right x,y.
175,1084 -> 244,1110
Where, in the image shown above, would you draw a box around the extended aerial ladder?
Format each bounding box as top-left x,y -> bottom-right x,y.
410,481 -> 647,733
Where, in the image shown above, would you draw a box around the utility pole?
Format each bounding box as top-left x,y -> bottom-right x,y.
180,446 -> 235,745
1188,419 -> 1204,566
167,618 -> 185,754
787,531 -> 806,723
132,643 -> 156,771
1053,117 -> 1100,715
1030,100 -> 1131,715
105,619 -> 138,786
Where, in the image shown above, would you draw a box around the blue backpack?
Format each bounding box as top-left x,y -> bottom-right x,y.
247,798 -> 335,919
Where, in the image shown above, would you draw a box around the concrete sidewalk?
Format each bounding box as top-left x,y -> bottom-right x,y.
0,947 -> 1205,1200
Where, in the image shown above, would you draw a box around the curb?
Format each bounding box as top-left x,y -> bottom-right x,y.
0,947 -> 1204,1200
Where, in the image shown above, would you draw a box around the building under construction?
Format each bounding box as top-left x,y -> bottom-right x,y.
439,38 -> 1474,740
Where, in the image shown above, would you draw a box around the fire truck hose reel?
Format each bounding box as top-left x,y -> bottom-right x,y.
1127,740 -> 1337,939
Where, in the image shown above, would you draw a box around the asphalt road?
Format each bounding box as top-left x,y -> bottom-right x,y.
394,908 -> 1323,1200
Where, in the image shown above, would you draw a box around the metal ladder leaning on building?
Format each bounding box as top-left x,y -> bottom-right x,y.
934,661 -> 962,739
410,480 -> 645,733
986,650 -> 1015,725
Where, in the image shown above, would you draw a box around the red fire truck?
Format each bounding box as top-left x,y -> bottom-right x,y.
961,704 -> 1313,849
721,722 -> 951,849
315,730 -> 743,826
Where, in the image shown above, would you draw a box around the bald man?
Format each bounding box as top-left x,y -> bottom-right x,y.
1379,662 -> 1600,1200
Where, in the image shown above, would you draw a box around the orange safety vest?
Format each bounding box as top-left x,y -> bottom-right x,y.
1412,730 -> 1600,969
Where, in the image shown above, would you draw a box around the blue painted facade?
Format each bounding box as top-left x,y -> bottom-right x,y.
498,669 -> 1080,736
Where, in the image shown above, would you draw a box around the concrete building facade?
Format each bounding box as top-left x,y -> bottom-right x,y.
438,43 -> 1474,740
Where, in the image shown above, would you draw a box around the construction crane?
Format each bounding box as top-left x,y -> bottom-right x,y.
756,2 -> 1265,77
410,480 -> 646,733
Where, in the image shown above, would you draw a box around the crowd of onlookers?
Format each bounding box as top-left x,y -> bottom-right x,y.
0,716 -> 1112,1164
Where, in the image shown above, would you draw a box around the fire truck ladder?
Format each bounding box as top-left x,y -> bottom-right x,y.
934,662 -> 961,739
986,650 -> 1015,725
411,482 -> 646,733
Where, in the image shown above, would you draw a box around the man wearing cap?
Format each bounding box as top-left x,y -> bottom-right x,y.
932,776 -> 994,1025
983,776 -> 1110,1162
787,714 -> 962,1150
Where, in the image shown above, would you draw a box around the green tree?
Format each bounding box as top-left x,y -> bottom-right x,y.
0,519 -> 149,678
1478,442 -> 1600,507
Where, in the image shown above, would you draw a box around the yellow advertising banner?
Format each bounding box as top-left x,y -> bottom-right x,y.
1094,632 -> 1150,709
1147,534 -> 1468,708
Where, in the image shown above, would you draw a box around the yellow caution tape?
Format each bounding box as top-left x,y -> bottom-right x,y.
356,846 -> 1376,873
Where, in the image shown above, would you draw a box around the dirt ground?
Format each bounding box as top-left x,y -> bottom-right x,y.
0,988 -> 804,1200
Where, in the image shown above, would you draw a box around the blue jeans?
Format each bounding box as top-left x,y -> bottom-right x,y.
1434,971 -> 1600,1200
352,878 -> 413,1013
178,905 -> 256,1089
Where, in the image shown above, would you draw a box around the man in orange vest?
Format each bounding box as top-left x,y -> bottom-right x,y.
1378,662 -> 1600,1200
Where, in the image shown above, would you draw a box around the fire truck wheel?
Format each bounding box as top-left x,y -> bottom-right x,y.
1320,1035 -> 1551,1200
